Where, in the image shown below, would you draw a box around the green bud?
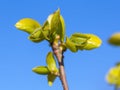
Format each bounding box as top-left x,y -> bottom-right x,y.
47,9 -> 65,42
46,52 -> 59,75
32,66 -> 50,75
48,9 -> 61,34
47,73 -> 57,86
108,33 -> 120,46
59,43 -> 67,51
83,34 -> 102,50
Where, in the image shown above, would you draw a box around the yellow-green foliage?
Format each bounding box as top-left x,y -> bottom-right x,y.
15,9 -> 102,87
15,18 -> 41,34
106,64 -> 120,88
66,33 -> 102,52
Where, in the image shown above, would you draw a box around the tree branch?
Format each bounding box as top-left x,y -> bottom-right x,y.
52,40 -> 69,90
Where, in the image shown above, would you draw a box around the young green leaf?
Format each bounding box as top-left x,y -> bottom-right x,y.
47,73 -> 57,86
70,33 -> 89,47
60,15 -> 65,42
66,33 -> 89,51
50,9 -> 61,34
42,21 -> 50,31
83,34 -> 102,50
15,18 -> 41,34
65,33 -> 102,52
65,37 -> 78,52
71,33 -> 90,38
46,52 -> 59,75
28,28 -> 45,43
32,66 -> 50,75
41,21 -> 51,40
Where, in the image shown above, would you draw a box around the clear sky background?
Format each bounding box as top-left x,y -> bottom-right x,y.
0,0 -> 120,90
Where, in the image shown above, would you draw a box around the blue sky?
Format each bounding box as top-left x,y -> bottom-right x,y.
0,0 -> 120,90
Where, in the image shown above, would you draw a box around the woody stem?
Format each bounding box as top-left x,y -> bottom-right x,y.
52,41 -> 69,90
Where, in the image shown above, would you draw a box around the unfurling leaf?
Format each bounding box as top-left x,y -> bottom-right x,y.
65,33 -> 102,52
108,32 -> 120,46
15,18 -> 41,34
28,28 -> 45,43
47,9 -> 65,42
65,37 -> 78,52
106,65 -> 120,88
41,21 -> 51,40
50,9 -> 61,34
42,21 -> 50,31
70,33 -> 89,50
60,15 -> 65,42
32,66 -> 50,75
46,52 -> 59,75
47,73 -> 57,86
29,21 -> 51,43
83,34 -> 102,50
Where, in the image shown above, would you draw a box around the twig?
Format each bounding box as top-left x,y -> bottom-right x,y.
52,39 -> 69,90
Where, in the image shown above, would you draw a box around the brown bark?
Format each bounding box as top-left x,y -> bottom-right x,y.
52,41 -> 69,90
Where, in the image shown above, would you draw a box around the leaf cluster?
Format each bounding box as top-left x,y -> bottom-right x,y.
15,9 -> 102,87
32,52 -> 59,86
15,9 -> 102,52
